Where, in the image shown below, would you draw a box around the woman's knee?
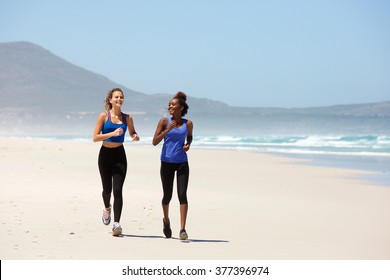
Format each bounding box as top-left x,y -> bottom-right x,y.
112,187 -> 123,199
162,195 -> 172,205
178,192 -> 188,204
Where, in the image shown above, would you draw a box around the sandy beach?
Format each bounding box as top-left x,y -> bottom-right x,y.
0,137 -> 389,260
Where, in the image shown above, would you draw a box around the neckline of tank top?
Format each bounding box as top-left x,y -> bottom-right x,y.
107,111 -> 126,124
169,118 -> 186,129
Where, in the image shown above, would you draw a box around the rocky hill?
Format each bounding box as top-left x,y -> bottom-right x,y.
1,41 -> 389,136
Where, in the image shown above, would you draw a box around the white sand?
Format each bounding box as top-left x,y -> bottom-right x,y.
0,138 -> 389,260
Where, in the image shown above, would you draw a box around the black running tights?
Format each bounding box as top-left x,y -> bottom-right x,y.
98,145 -> 127,223
160,161 -> 189,205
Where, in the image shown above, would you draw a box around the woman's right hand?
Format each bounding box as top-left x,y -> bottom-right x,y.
113,127 -> 124,136
167,120 -> 176,131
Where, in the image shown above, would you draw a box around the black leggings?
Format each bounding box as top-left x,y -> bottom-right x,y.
160,161 -> 189,205
98,145 -> 127,223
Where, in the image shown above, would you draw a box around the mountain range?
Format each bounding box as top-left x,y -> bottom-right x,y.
1,41 -> 389,136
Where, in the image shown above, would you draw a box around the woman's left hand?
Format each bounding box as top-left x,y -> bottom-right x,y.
132,134 -> 140,141
183,143 -> 190,152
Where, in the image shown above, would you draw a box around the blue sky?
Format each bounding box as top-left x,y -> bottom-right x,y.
1,0 -> 389,107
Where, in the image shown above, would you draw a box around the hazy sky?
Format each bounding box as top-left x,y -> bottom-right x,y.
1,0 -> 389,107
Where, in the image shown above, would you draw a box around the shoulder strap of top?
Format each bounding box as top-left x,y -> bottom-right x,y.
122,113 -> 127,124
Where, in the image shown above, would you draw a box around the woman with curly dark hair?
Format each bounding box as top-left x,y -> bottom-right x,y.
153,91 -> 193,240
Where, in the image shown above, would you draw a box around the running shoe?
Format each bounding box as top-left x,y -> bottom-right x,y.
163,218 -> 172,238
112,222 -> 122,236
102,206 -> 111,225
179,229 -> 188,240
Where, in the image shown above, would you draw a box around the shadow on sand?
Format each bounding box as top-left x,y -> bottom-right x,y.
121,234 -> 229,243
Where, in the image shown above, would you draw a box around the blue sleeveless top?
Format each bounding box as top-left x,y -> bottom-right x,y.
161,118 -> 188,163
102,111 -> 127,143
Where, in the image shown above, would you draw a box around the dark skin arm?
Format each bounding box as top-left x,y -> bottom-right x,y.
183,120 -> 193,151
152,117 -> 173,146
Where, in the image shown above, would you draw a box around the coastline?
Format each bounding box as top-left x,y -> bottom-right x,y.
5,134 -> 390,187
0,137 -> 389,259
270,152 -> 390,187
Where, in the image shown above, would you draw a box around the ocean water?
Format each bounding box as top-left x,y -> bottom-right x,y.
192,135 -> 390,156
134,134 -> 388,182
189,134 -> 390,186
19,134 -> 390,186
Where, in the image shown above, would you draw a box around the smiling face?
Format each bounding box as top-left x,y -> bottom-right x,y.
168,98 -> 183,116
110,90 -> 124,109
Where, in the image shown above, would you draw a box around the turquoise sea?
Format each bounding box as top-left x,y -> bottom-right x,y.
21,133 -> 390,187
189,134 -> 390,186
191,135 -> 390,156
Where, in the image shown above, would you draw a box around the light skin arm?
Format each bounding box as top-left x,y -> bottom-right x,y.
126,114 -> 140,141
92,112 -> 123,142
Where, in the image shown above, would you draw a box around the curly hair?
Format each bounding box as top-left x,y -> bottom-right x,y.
173,91 -> 189,116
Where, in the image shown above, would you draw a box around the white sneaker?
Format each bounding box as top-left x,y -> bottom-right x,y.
112,222 -> 122,236
102,206 -> 111,225
179,229 -> 188,240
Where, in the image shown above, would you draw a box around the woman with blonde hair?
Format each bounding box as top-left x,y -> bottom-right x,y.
93,88 -> 140,236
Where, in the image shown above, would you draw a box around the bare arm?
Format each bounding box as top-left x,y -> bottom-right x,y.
92,112 -> 123,142
126,114 -> 140,141
183,120 -> 193,152
152,117 -> 175,146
